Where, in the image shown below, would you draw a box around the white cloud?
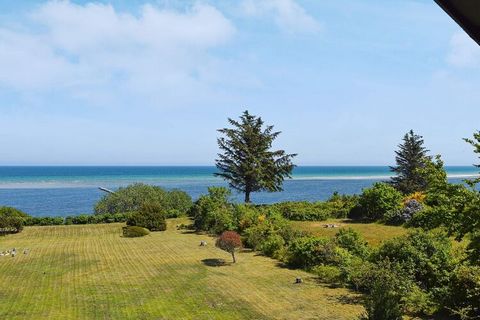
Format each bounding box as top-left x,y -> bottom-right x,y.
241,0 -> 320,34
0,1 -> 235,105
447,32 -> 480,68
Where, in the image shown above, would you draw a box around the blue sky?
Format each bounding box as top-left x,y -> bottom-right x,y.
0,0 -> 480,165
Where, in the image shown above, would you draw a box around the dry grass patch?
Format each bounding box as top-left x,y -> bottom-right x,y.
292,219 -> 408,246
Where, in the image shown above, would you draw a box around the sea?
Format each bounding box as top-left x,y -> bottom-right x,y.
0,166 -> 477,217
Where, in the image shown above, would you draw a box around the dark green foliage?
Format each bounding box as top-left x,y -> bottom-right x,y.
122,225 -> 150,237
25,216 -> 64,226
285,236 -> 340,269
467,231 -> 480,266
374,230 -> 454,294
390,130 -> 430,194
215,110 -> 296,203
334,228 -> 369,258
446,265 -> 480,319
127,202 -> 166,231
464,130 -> 480,187
0,206 -> 29,234
64,213 -> 130,225
350,182 -> 403,221
326,192 -> 359,218
94,183 -> 192,217
361,262 -> 409,320
270,201 -> 330,221
190,187 -> 235,234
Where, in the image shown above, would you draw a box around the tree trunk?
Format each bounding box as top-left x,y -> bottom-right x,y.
231,251 -> 236,263
244,190 -> 251,203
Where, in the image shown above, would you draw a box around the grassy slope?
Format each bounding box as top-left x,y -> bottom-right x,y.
291,219 -> 408,246
0,219 -> 363,320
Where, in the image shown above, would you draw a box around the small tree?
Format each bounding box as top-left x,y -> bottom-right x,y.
464,130 -> 480,187
216,231 -> 242,263
127,202 -> 166,231
390,130 -> 430,194
215,110 -> 297,203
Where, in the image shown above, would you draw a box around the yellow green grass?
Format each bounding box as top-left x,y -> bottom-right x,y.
0,219 -> 363,319
291,219 -> 408,246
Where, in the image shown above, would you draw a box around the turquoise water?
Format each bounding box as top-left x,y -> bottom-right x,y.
0,166 -> 477,216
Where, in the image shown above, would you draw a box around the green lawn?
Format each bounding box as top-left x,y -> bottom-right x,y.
0,219 -> 363,319
291,219 -> 408,246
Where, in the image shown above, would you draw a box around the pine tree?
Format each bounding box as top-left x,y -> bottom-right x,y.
390,130 -> 430,194
215,110 -> 297,203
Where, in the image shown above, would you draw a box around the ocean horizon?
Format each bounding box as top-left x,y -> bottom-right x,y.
0,166 -> 477,216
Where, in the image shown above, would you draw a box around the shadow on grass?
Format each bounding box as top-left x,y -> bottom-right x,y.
333,294 -> 364,305
201,258 -> 230,267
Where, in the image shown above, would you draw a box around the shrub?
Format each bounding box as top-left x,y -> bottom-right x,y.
25,216 -> 64,226
385,199 -> 423,225
127,202 -> 166,231
216,231 -> 242,263
190,187 -> 235,234
445,265 -> 480,319
350,182 -> 403,221
312,265 -> 342,284
260,233 -> 285,257
94,183 -> 192,216
326,192 -> 359,218
374,229 -> 454,294
122,226 -> 150,237
334,228 -> 369,258
467,231 -> 480,266
285,236 -> 340,269
0,206 -> 29,234
271,201 -> 330,221
361,263 -> 409,320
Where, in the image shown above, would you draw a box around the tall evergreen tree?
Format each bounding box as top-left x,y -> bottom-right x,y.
390,130 -> 430,194
463,130 -> 480,187
215,110 -> 296,203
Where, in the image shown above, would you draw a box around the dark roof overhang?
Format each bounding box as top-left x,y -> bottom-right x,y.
435,0 -> 480,45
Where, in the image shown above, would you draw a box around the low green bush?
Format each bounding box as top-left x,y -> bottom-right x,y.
271,201 -> 330,221
190,187 -> 235,234
334,228 -> 369,259
349,182 -> 403,221
25,216 -> 64,226
0,206 -> 29,234
122,226 -> 150,237
95,183 -> 192,217
127,202 -> 166,231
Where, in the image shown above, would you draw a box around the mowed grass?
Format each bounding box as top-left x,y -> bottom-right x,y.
0,219 -> 363,320
291,219 -> 408,246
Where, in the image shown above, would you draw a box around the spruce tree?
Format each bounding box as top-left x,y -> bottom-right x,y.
463,130 -> 480,187
215,110 -> 296,203
390,130 -> 430,194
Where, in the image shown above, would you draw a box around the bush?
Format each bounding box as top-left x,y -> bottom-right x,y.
127,202 -> 166,231
350,183 -> 403,221
384,199 -> 423,225
362,262 -> 409,320
190,187 -> 235,234
271,201 -> 330,221
122,226 -> 150,237
0,206 -> 29,234
327,192 -> 359,218
25,216 -> 64,226
94,183 -> 192,216
467,231 -> 480,266
285,236 -> 341,269
374,229 -> 454,294
312,265 -> 342,284
334,228 -> 369,258
445,265 -> 480,319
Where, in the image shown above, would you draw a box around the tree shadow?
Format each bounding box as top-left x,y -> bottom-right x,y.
333,294 -> 364,305
201,258 -> 230,267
